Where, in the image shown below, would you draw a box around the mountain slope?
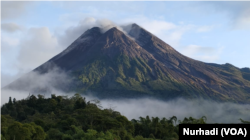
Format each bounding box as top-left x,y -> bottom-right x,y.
4,24 -> 250,103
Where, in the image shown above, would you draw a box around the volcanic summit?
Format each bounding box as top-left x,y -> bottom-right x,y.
5,23 -> 250,103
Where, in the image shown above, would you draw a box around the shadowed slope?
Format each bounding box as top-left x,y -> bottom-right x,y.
4,24 -> 250,103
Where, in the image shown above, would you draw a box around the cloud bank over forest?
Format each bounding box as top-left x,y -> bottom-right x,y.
100,98 -> 250,124
2,89 -> 250,124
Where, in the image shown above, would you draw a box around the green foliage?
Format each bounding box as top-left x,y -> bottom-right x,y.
134,135 -> 144,140
132,116 -> 179,140
4,121 -> 46,140
3,94 -> 247,140
1,134 -> 6,140
178,116 -> 207,124
74,55 -> 200,100
1,94 -> 135,140
32,124 -> 47,140
239,118 -> 250,124
62,134 -> 73,140
47,128 -> 63,140
1,115 -> 7,123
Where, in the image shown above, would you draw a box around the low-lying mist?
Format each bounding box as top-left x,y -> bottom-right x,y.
100,98 -> 250,124
2,66 -> 250,124
2,88 -> 250,124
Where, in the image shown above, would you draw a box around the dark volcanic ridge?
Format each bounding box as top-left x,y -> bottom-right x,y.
4,23 -> 250,103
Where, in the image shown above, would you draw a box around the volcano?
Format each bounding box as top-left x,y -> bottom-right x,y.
5,24 -> 250,103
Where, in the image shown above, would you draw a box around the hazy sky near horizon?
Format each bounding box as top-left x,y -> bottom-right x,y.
1,1 -> 250,87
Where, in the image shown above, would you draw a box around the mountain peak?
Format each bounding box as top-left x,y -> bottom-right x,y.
104,26 -> 123,36
90,25 -> 144,58
5,22 -> 250,103
131,23 -> 140,28
108,26 -> 119,31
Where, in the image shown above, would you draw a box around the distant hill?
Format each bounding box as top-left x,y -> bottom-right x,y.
4,23 -> 250,103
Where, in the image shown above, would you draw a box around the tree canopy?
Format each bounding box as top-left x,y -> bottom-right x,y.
2,93 -> 244,140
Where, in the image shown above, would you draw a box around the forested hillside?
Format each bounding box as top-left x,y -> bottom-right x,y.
1,94 -> 248,140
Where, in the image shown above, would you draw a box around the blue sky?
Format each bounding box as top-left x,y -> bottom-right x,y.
1,1 -> 250,87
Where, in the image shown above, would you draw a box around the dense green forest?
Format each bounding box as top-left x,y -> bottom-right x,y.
1,94 -> 249,140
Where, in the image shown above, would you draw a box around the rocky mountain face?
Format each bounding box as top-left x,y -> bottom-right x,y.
5,24 -> 250,103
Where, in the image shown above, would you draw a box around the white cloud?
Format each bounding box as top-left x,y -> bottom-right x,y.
181,44 -> 225,63
234,8 -> 250,29
1,37 -> 20,48
184,45 -> 215,55
1,89 -> 29,105
0,73 -> 16,89
100,98 -> 250,123
1,36 -> 21,75
56,17 -> 127,48
201,1 -> 250,30
119,17 -> 194,47
1,1 -> 32,20
52,1 -> 146,18
1,23 -> 22,33
4,67 -> 72,91
17,27 -> 61,71
140,20 -> 177,35
1,66 -> 74,104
